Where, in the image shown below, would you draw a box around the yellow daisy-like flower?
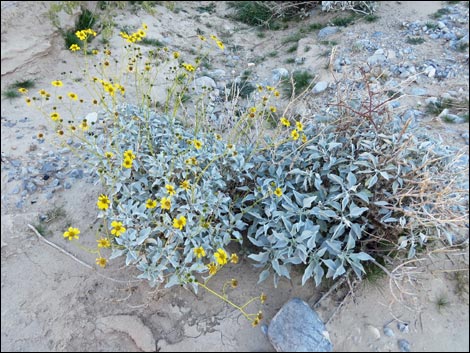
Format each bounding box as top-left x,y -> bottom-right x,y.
193,139 -> 203,150
274,187 -> 283,197
76,30 -> 87,41
198,35 -> 206,41
280,117 -> 290,127
302,134 -> 307,143
79,120 -> 89,131
97,194 -> 110,210
210,34 -> 218,40
165,184 -> 176,196
111,221 -> 126,237
96,257 -> 107,268
25,98 -> 32,106
105,152 -> 114,159
173,51 -> 180,59
142,23 -> 148,30
67,92 -> 78,100
92,49 -> 99,55
207,262 -> 218,275
173,216 -> 187,230
146,199 -> 157,209
185,157 -> 198,165
270,106 -> 277,113
194,246 -> 206,259
274,90 -> 280,97
249,107 -> 257,113
63,227 -> 80,240
160,197 -> 171,211
122,157 -> 133,169
51,80 -> 63,87
182,63 -> 195,72
18,88 -> 28,94
260,293 -> 267,304
39,89 -> 48,97
123,150 -> 136,160
266,85 -> 274,92
69,44 -> 81,51
296,121 -> 304,131
97,238 -> 111,248
291,129 -> 299,140
230,253 -> 239,264
50,112 -> 60,122
215,133 -> 222,141
257,84 -> 263,92
180,180 -> 190,191
214,248 -> 228,265
216,40 -> 225,50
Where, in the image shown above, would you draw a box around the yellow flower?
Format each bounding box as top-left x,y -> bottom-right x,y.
97,194 -> 110,210
180,180 -> 190,191
173,216 -> 187,230
257,311 -> 264,320
51,80 -> 63,87
122,157 -> 133,169
185,157 -> 198,165
182,63 -> 195,72
160,197 -> 171,211
165,184 -> 176,196
50,112 -> 60,121
142,23 -> 148,30
215,133 -> 222,141
291,129 -> 299,140
302,134 -> 307,143
260,293 -> 267,304
274,187 -> 283,197
252,318 -> 260,327
123,150 -> 136,160
138,29 -> 146,38
231,278 -> 238,288
193,139 -> 203,150
194,246 -> 206,258
146,199 -> 157,209
216,40 -> 225,50
280,117 -> 290,127
230,253 -> 239,264
296,121 -> 304,131
97,238 -> 111,248
214,248 -> 228,265
274,90 -> 280,97
63,227 -> 80,240
257,84 -> 263,92
96,257 -> 107,268
69,44 -> 81,51
67,92 -> 78,100
92,49 -> 99,55
111,221 -> 126,237
25,97 -> 32,106
198,35 -> 206,41
76,30 -> 87,40
18,88 -> 28,94
105,151 -> 114,158
266,85 -> 274,92
270,106 -> 277,113
207,262 -> 218,275
80,120 -> 89,131
173,51 -> 180,59
249,107 -> 257,113
39,89 -> 47,97
210,34 -> 218,40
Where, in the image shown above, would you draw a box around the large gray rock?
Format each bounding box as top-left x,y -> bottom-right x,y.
318,26 -> 339,38
267,298 -> 333,352
312,81 -> 328,94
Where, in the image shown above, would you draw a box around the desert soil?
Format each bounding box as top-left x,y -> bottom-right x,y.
1,1 -> 469,352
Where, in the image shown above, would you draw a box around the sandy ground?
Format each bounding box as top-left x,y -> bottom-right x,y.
1,1 -> 469,352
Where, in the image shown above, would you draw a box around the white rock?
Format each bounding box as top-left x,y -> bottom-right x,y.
312,81 -> 328,94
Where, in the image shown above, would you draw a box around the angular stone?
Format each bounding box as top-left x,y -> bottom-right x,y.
268,298 -> 333,352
